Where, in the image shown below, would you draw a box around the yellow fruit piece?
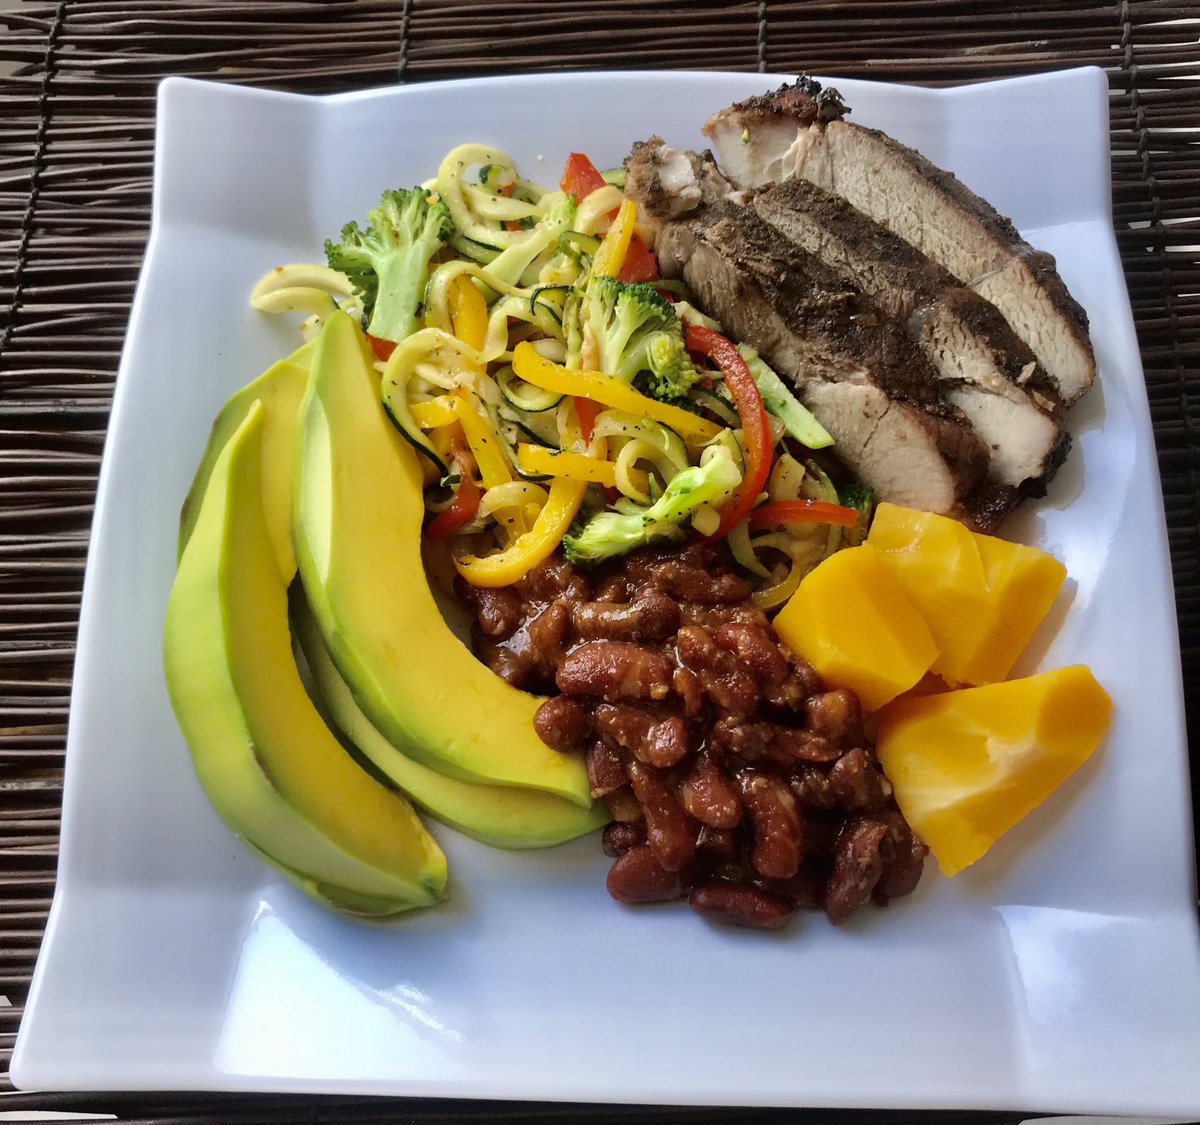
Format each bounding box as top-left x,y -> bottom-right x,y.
773,543 -> 937,713
867,502 -> 1066,686
876,666 -> 1112,876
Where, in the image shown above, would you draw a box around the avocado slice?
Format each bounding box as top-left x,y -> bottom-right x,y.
293,310 -> 593,807
242,838 -> 422,919
178,340 -> 315,575
292,590 -> 608,850
163,402 -> 448,910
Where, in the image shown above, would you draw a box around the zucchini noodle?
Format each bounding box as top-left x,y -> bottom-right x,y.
437,144 -> 546,250
299,314 -> 326,344
460,182 -> 544,224
749,531 -> 829,609
574,185 -> 626,235
613,439 -> 659,504
768,452 -> 807,501
250,287 -> 341,318
727,517 -> 772,579
490,293 -> 566,344
250,263 -> 355,302
250,142 -> 861,598
426,261 -> 568,346
591,412 -> 689,475
477,480 -> 548,542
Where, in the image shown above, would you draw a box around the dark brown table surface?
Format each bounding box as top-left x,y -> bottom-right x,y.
1,1 -> 1197,1121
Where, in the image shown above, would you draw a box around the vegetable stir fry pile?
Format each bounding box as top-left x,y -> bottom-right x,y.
251,145 -> 872,605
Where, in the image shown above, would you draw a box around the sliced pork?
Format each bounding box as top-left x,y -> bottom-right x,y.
749,177 -> 1069,492
703,79 -> 1096,404
623,135 -> 730,223
653,199 -> 1006,527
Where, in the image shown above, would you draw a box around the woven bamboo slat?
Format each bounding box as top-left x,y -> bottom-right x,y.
0,1 -> 1196,1121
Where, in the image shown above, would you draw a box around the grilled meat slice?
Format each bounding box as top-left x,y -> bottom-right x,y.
655,201 -> 1001,526
625,139 -> 1065,502
703,79 -> 1096,405
750,177 -> 1069,492
623,135 -> 731,223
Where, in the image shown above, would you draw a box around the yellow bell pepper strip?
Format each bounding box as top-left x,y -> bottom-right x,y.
517,443 -> 617,487
449,273 -> 488,353
512,342 -> 721,446
591,199 -> 637,279
453,476 -> 588,588
451,387 -> 511,489
410,395 -> 458,430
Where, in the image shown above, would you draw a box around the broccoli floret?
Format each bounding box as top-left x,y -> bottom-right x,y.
324,188 -> 452,344
562,445 -> 742,564
837,480 -> 875,546
584,274 -> 699,400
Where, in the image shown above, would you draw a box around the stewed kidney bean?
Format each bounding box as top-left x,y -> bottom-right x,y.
556,641 -> 674,702
571,592 -> 680,643
460,545 -> 928,931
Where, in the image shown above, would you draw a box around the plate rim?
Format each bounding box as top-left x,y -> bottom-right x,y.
13,65 -> 1200,1112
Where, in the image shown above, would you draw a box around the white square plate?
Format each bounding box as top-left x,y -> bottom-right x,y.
12,68 -> 1200,1114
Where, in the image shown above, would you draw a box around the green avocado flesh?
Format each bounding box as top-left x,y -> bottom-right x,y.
292,591 -> 608,850
163,402 -> 448,909
242,838 -> 421,919
292,310 -> 592,806
178,341 -> 314,576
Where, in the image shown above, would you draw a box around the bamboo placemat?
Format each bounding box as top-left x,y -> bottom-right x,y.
1,1 -> 1197,1121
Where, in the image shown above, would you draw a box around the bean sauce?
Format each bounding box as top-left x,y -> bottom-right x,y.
458,543 -> 928,931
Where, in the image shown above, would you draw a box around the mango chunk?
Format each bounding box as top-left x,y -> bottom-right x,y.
773,544 -> 937,713
876,666 -> 1112,876
867,503 -> 1066,686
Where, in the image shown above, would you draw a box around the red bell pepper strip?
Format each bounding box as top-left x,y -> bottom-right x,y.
748,499 -> 859,531
570,395 -> 619,502
425,425 -> 482,541
573,395 -> 602,443
368,334 -> 397,362
615,234 -> 659,284
560,152 -> 607,201
685,325 -> 774,540
500,182 -> 524,233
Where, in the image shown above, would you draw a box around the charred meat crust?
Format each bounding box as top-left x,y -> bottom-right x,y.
655,205 -> 1002,525
940,290 -> 1062,411
703,77 -> 1096,403
697,202 -> 959,414
750,177 -> 1065,413
716,75 -> 849,127
624,135 -> 730,224
1019,427 -> 1072,501
846,121 -> 1093,370
745,176 -> 1067,493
